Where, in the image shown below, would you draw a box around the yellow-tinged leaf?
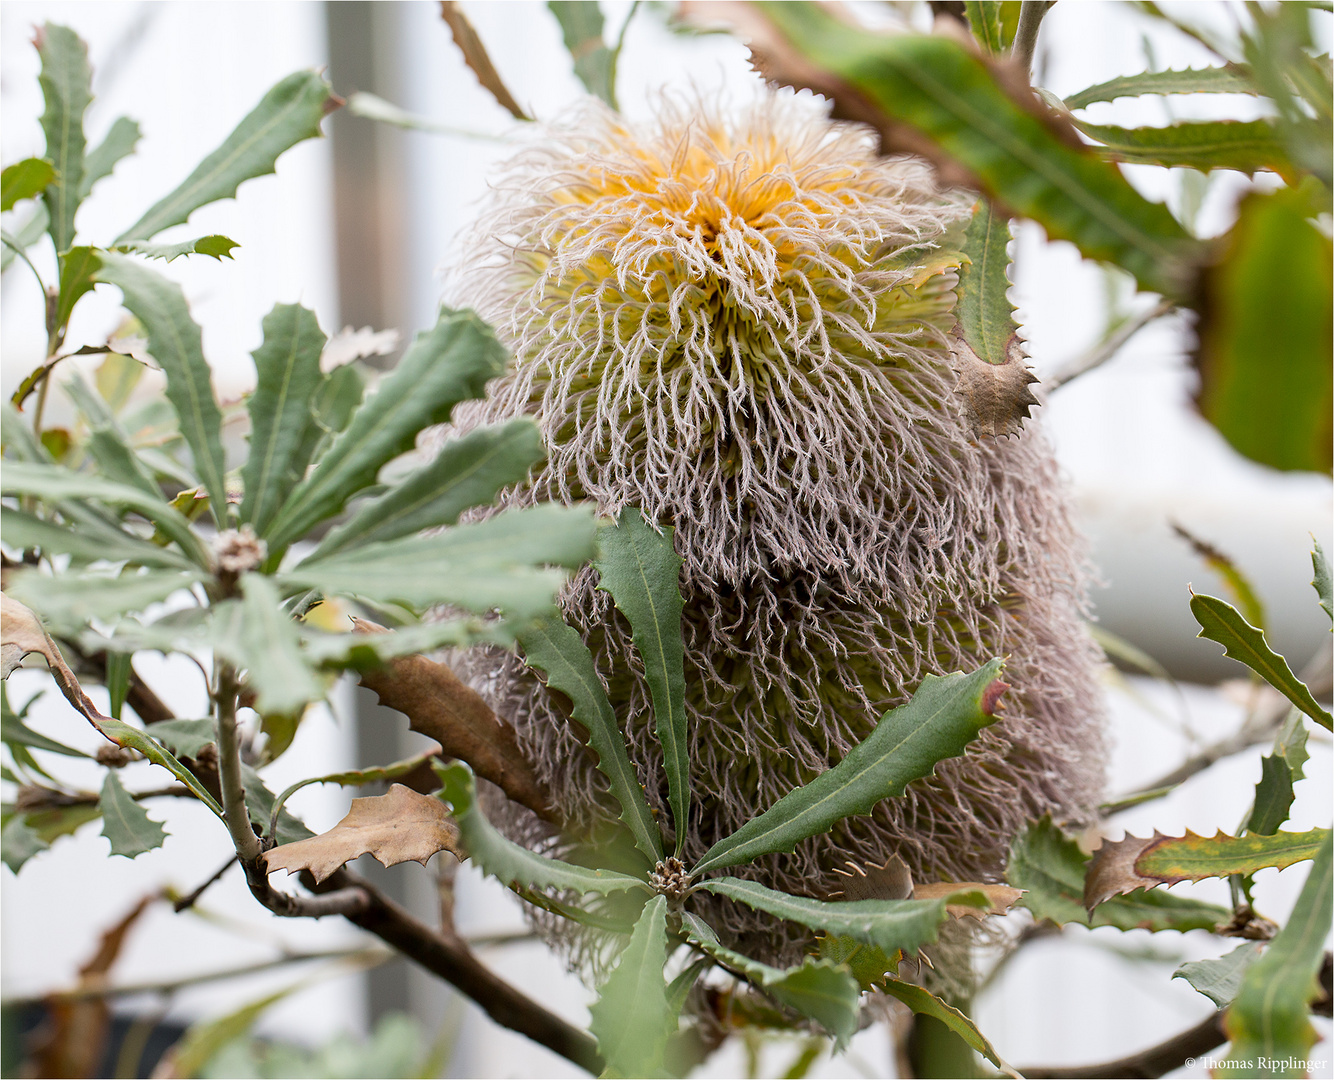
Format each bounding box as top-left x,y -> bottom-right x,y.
264,783 -> 462,883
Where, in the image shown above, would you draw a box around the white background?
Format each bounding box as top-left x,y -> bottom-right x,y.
2,2 -> 1330,1076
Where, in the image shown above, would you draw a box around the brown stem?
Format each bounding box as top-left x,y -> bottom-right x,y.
314,864 -> 603,1074
1019,953 -> 1332,1079
239,855 -> 370,919
214,663 -> 262,862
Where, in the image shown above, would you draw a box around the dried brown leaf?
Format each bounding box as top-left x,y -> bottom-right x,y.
829,854 -> 914,900
1084,832 -> 1175,910
352,618 -> 555,821
949,334 -> 1039,439
263,783 -> 462,884
439,1 -> 530,121
2,592 -> 52,677
913,881 -> 1025,918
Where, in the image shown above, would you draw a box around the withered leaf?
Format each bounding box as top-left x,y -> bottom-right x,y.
950,333 -> 1039,439
439,2 -> 530,121
2,593 -> 54,678
263,783 -> 462,884
829,854 -> 914,901
1084,832 -> 1175,909
913,881 -> 1025,919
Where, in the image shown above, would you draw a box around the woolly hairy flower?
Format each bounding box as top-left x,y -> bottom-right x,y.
450,92 -> 1105,966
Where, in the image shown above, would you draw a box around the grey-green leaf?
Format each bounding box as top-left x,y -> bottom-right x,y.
549,2 -> 617,109
284,504 -> 596,622
691,660 -> 1004,876
36,23 -> 91,253
434,761 -> 647,896
1071,117 -> 1294,176
588,895 -> 672,1079
263,308 -> 508,550
1173,942 -> 1262,1009
5,568 -> 204,632
2,695 -> 90,758
2,158 -> 57,212
239,764 -> 313,846
517,614 -> 663,867
92,251 -> 229,527
114,71 -> 338,243
1246,754 -> 1295,837
1,202 -> 50,273
878,979 -> 1007,1070
222,574 -> 325,716
0,461 -> 207,566
1312,539 -> 1331,622
148,718 -> 216,759
593,511 -> 689,854
100,717 -> 222,816
1,816 -> 49,873
79,116 -> 141,200
0,508 -> 190,570
310,420 -> 545,559
98,771 -> 167,858
682,913 -> 860,1050
956,200 -> 1017,365
1190,593 -> 1332,731
698,877 -> 952,958
239,303 -> 327,534
1064,64 -> 1257,110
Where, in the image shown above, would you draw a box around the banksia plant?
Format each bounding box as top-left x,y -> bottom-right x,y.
449,92 -> 1106,965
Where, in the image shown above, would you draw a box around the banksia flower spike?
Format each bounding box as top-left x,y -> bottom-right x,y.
450,92 -> 1105,965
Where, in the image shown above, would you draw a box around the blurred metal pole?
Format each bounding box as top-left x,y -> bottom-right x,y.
325,0 -> 413,1026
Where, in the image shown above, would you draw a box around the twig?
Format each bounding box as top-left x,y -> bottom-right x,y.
214,663 -> 261,863
1045,298 -> 1175,392
1,947 -> 392,1008
173,855 -> 236,912
1019,953 -> 1332,1078
1121,644 -> 1332,801
314,864 -> 604,1074
1011,0 -> 1055,74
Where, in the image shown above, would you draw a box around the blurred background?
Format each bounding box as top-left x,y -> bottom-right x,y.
1,2 -> 1330,1076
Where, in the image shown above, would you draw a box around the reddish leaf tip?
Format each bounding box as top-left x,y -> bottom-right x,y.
980,679 -> 1009,716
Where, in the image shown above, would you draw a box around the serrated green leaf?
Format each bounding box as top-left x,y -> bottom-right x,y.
239,764 -> 313,846
147,718 -> 215,759
55,244 -> 100,329
1195,186 -> 1332,475
98,770 -> 167,858
2,692 -> 89,758
264,308 -> 508,550
1,815 -> 49,873
1190,593 -> 1332,730
1006,817 -> 1231,932
1172,941 -> 1262,1009
85,429 -> 164,501
1312,538 -> 1332,621
750,2 -> 1202,298
434,760 -> 648,896
0,461 -> 206,565
310,420 -> 545,558
222,574 -> 325,716
1274,708 -> 1310,784
1134,828 -> 1330,885
239,303 -> 327,535
115,71 -> 337,244
517,615 -> 662,866
5,567 -> 204,631
1219,834 -> 1332,1077
594,511 -> 689,854
114,235 -> 239,263
21,802 -> 102,844
0,508 -> 191,570
299,616 -> 511,669
284,504 -> 596,622
962,1 -> 1004,54
2,158 -> 56,212
589,894 -> 671,1078
36,23 -> 91,253
92,251 -> 230,526
98,717 -> 222,816
292,362 -> 365,472
105,651 -> 130,720
1,201 -> 50,273
878,980 -> 1005,1070
1064,64 -> 1257,110
697,876 -> 952,958
683,913 -> 860,1051
956,200 -> 1016,365
1246,754 -> 1295,837
549,2 -> 618,109
1071,117 -> 1295,176
78,116 -> 141,200
691,661 -> 1003,876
